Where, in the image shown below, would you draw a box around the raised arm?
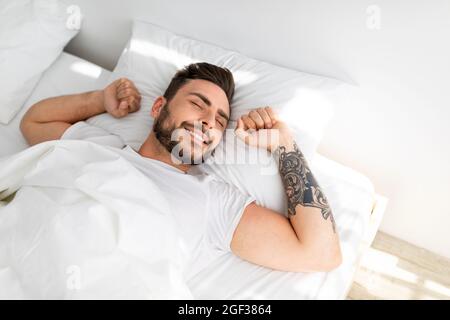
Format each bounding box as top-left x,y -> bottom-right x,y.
231,107 -> 341,272
20,78 -> 141,146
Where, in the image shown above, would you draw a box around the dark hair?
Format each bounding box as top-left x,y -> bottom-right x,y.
163,62 -> 235,105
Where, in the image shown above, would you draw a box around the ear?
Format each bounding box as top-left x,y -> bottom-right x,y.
150,96 -> 167,119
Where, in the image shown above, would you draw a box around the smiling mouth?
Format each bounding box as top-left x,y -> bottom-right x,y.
184,127 -> 210,145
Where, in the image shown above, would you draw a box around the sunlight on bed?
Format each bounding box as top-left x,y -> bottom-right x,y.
130,38 -> 195,67
70,61 -> 102,78
233,70 -> 259,86
279,88 -> 334,139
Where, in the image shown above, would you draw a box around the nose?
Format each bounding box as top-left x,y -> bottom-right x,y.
201,120 -> 212,130
201,109 -> 215,130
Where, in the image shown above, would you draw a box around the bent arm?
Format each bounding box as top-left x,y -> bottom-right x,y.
231,202 -> 339,272
20,91 -> 105,145
231,138 -> 342,272
274,136 -> 341,267
231,107 -> 341,272
20,77 -> 141,146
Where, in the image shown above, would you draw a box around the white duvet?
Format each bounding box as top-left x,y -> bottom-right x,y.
0,139 -> 375,300
0,140 -> 193,299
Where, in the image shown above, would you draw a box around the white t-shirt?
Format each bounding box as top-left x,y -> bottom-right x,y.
61,121 -> 255,280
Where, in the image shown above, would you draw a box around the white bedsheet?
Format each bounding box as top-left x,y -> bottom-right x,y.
0,53 -> 375,299
0,140 -> 193,299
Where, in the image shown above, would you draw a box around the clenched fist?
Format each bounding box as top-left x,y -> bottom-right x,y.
235,107 -> 293,152
103,78 -> 141,118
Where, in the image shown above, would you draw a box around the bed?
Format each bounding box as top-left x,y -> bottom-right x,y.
0,52 -> 384,299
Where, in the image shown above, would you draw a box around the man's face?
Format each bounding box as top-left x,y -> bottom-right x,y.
152,79 -> 230,164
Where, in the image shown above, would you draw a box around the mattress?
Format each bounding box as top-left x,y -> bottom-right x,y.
0,52 -> 376,299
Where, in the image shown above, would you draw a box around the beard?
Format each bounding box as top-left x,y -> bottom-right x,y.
152,103 -> 215,165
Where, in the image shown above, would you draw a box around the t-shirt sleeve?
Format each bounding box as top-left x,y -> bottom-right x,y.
206,179 -> 256,253
61,121 -> 126,149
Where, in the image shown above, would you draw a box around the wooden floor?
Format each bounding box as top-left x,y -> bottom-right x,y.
347,232 -> 450,300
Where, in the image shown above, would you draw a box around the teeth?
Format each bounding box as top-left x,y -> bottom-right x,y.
188,130 -> 204,143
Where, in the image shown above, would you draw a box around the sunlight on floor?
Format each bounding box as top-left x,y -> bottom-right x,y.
424,280 -> 450,297
348,232 -> 450,300
359,248 -> 418,284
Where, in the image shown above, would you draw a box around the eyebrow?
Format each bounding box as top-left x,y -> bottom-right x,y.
188,92 -> 230,122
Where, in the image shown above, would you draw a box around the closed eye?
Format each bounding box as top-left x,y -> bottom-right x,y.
190,99 -> 227,128
216,118 -> 225,128
190,100 -> 202,109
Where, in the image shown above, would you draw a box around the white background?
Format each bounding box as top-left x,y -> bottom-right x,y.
65,0 -> 450,258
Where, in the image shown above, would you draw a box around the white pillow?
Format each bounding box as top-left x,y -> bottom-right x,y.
88,20 -> 359,212
88,20 -> 353,154
0,0 -> 80,124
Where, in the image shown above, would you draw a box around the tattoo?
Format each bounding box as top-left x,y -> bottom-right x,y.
276,142 -> 336,233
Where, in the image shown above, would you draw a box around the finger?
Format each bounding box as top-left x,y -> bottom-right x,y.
114,78 -> 122,88
235,119 -> 252,144
119,85 -> 141,103
136,92 -> 142,105
120,87 -> 141,104
115,77 -> 129,89
235,117 -> 245,130
242,115 -> 256,130
117,79 -> 128,91
126,96 -> 135,109
112,107 -> 129,119
129,97 -> 141,112
257,108 -> 272,128
241,117 -> 249,130
117,84 -> 129,96
117,87 -> 135,100
249,110 -> 265,129
265,106 -> 279,124
118,100 -> 128,110
127,96 -> 140,112
118,79 -> 139,94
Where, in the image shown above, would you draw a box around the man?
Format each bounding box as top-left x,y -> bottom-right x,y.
20,62 -> 341,277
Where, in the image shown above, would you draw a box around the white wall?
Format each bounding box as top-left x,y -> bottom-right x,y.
65,0 -> 450,258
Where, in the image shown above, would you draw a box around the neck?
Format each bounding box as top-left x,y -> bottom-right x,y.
138,132 -> 191,173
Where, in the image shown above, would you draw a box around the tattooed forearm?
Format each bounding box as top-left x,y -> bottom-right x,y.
275,142 -> 336,233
